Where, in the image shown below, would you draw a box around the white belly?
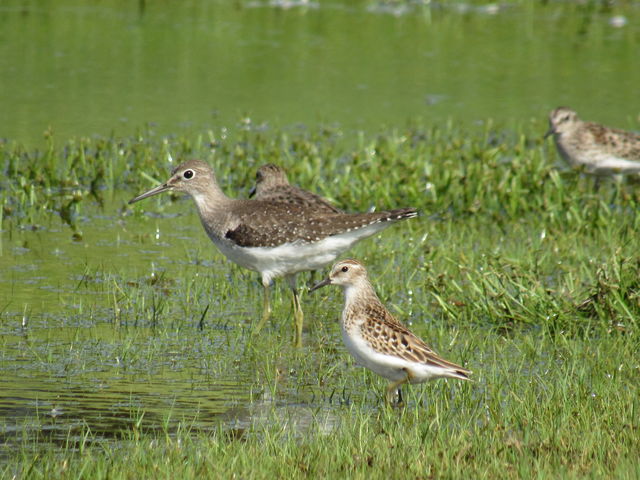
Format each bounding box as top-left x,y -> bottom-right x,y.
211,222 -> 392,284
341,322 -> 463,384
589,155 -> 640,174
557,139 -> 640,174
341,324 -> 410,382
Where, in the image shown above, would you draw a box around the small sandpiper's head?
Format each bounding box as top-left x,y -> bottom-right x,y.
129,160 -> 217,204
545,107 -> 580,138
249,164 -> 289,197
309,259 -> 368,292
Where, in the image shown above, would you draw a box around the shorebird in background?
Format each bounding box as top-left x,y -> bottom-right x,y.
545,107 -> 640,177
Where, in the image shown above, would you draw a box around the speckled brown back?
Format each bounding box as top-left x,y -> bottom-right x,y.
223,206 -> 417,248
256,185 -> 343,213
253,164 -> 343,214
585,122 -> 640,158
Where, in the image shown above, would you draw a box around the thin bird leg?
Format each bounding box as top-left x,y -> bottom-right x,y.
255,282 -> 271,333
287,274 -> 304,348
292,290 -> 304,348
593,176 -> 602,192
386,375 -> 410,408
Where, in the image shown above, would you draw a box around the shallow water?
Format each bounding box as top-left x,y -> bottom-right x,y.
0,207 -> 252,448
2,0 -> 640,450
2,0 -> 640,145
0,196 -> 355,449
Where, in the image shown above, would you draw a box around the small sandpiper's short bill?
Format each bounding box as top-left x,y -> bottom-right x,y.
311,259 -> 470,406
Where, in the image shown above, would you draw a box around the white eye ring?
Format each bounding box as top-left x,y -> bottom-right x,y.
183,169 -> 195,179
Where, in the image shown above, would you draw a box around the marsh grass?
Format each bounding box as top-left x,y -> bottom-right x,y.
1,119 -> 640,478
3,326 -> 638,479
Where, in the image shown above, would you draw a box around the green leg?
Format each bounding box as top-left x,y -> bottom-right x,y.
386,375 -> 409,408
254,283 -> 271,333
292,288 -> 303,348
287,274 -> 303,348
594,176 -> 602,192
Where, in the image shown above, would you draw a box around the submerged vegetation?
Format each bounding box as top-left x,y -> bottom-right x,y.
1,119 -> 639,478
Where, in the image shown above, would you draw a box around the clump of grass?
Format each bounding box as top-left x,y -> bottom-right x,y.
2,118 -> 640,477
2,117 -> 638,230
3,322 -> 638,479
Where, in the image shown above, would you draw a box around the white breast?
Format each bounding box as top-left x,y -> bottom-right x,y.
341,317 -> 466,384
341,321 -> 410,382
589,155 -> 640,174
556,137 -> 640,174
210,221 -> 393,284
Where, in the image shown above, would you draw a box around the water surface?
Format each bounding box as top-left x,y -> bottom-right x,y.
1,0 -> 639,145
1,0 -> 640,450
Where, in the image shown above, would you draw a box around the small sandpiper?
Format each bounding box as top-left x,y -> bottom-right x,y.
129,160 -> 417,347
545,107 -> 640,176
310,259 -> 470,406
249,163 -> 342,213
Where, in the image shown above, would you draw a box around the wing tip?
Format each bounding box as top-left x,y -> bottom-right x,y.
385,207 -> 419,221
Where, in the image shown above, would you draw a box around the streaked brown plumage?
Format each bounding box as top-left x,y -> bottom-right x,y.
311,259 -> 470,406
546,107 -> 640,176
224,207 -> 415,248
249,163 -> 342,213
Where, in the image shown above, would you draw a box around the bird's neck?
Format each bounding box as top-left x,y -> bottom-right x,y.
342,280 -> 382,320
191,184 -> 230,210
189,183 -> 236,238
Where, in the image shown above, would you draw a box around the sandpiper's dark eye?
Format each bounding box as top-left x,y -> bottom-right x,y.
183,170 -> 194,179
341,266 -> 349,272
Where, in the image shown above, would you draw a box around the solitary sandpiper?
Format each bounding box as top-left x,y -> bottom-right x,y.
310,259 -> 470,406
249,163 -> 342,213
129,160 -> 417,347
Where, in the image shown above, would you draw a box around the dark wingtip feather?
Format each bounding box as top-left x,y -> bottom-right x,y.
452,367 -> 472,381
384,207 -> 419,221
